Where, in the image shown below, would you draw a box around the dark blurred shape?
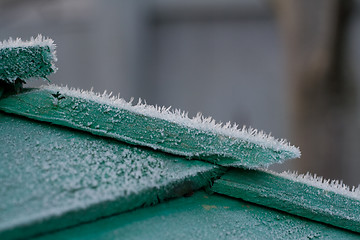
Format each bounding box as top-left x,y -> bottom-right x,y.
273,0 -> 356,182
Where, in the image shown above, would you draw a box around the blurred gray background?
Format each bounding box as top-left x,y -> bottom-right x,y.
1,0 -> 359,186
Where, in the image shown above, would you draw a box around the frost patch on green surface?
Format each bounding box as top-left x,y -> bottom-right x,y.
276,170 -> 360,201
0,35 -> 57,82
0,87 -> 299,167
0,113 -> 221,239
34,191 -> 360,240
43,85 -> 300,159
0,35 -> 56,51
212,168 -> 360,233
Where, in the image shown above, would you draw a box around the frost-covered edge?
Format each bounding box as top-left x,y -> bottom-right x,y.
268,170 -> 360,201
42,84 -> 301,157
0,156 -> 218,231
0,34 -> 58,73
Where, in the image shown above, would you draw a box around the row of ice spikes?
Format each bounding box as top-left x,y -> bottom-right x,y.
277,170 -> 360,201
43,84 -> 301,157
0,34 -> 56,51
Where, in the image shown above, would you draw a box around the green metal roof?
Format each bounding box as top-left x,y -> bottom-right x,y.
35,191 -> 360,240
0,113 -> 222,239
0,90 -> 359,239
1,35 -> 359,239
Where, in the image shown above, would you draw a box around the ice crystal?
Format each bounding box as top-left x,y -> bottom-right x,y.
43,84 -> 301,158
0,35 -> 57,82
0,113 -> 220,238
273,170 -> 360,201
0,35 -> 57,55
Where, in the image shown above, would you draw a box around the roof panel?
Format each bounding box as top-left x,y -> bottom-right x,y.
0,113 -> 222,239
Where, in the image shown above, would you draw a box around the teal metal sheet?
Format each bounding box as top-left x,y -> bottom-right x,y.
0,87 -> 299,168
0,113 -> 222,239
212,168 -> 360,233
35,191 -> 360,240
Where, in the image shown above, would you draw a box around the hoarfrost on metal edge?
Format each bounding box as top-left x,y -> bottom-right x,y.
0,34 -> 58,72
42,84 -> 301,158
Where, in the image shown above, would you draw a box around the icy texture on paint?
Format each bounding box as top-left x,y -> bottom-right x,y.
0,113 -> 220,239
212,168 -> 360,234
0,35 -> 56,53
0,35 -> 57,82
43,85 -> 301,158
34,191 -> 360,240
277,170 -> 360,201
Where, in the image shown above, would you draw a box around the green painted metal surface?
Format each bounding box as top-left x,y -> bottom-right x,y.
34,191 -> 360,240
0,45 -> 56,83
0,113 -> 223,240
212,169 -> 360,233
0,87 -> 299,168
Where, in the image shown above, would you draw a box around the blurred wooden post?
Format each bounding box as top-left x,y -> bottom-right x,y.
272,0 -> 351,179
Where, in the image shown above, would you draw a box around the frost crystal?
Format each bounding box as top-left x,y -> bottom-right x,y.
0,35 -> 57,82
43,84 -> 301,158
0,112 -> 220,238
0,35 -> 57,55
274,170 -> 360,201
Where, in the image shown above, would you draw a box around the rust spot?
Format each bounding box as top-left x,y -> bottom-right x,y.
202,205 -> 217,211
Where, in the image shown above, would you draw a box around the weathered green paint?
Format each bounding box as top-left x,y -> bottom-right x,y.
0,113 -> 223,240
34,191 -> 360,240
0,88 -> 298,168
211,169 -> 360,233
0,46 -> 55,82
